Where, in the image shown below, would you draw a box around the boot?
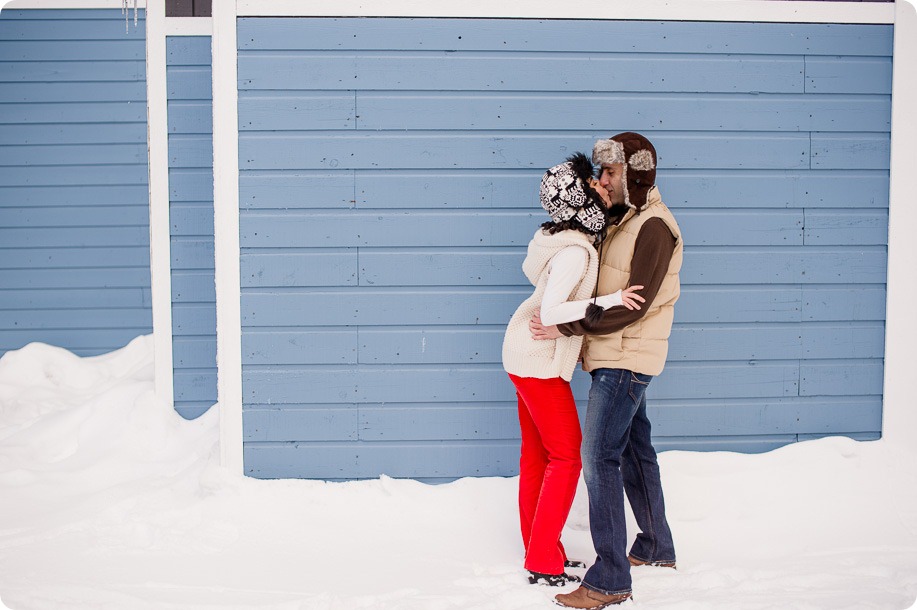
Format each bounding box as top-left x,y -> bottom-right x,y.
554,585 -> 632,608
528,571 -> 582,586
628,555 -> 676,569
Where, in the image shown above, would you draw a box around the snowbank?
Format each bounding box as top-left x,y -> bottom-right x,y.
1,337 -> 915,609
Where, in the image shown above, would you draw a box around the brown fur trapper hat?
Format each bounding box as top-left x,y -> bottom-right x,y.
592,132 -> 657,211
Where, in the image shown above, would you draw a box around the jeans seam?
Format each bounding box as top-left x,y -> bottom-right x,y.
627,439 -> 657,560
582,582 -> 633,597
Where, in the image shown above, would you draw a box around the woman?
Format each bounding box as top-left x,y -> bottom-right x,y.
502,153 -> 644,586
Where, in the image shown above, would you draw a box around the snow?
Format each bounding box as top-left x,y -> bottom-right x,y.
1,336 -> 916,610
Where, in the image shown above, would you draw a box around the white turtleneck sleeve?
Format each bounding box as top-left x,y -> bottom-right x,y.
539,246 -> 623,326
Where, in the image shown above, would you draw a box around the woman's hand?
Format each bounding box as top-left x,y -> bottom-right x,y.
621,285 -> 646,310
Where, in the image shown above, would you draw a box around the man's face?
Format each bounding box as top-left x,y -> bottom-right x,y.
598,163 -> 626,206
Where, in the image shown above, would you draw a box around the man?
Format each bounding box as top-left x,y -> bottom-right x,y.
530,132 -> 683,609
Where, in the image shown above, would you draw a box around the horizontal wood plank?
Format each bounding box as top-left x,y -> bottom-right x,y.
242,362 -> 800,405
174,369 -> 218,402
237,19 -> 892,56
0,267 -> 150,289
810,133 -> 890,170
238,92 -> 356,131
0,39 -> 144,61
169,169 -> 213,201
171,336 -> 216,368
804,209 -> 888,245
171,303 -> 216,335
681,247 -> 887,285
243,329 -> 358,365
170,239 -> 214,270
243,406 -> 359,442
168,134 -> 213,169
0,143 -> 147,167
0,328 -> 149,353
799,360 -> 884,396
239,284 -> 886,327
0,80 -> 145,103
0,246 -> 148,270
238,53 -> 804,94
243,440 -> 520,479
241,251 -> 358,287
237,169 -> 889,211
355,92 -> 890,133
0,226 -> 149,248
165,36 -> 211,66
0,205 -> 148,228
0,101 -> 144,125
171,271 -> 216,303
358,403 -> 520,441
0,60 -> 145,82
0,307 -> 151,330
240,209 -> 804,249
167,101 -> 213,133
0,123 -> 145,147
0,13 -> 146,38
805,56 -> 892,94
0,287 -> 150,310
167,67 -> 214,100
239,132 -> 811,171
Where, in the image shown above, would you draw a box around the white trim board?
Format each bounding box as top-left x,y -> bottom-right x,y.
146,0 -> 175,409
882,0 -> 917,451
165,16 -> 212,35
236,0 -> 894,24
3,0 -> 146,8
212,0 -> 243,474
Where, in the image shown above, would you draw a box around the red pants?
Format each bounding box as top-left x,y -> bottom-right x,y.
509,374 -> 583,575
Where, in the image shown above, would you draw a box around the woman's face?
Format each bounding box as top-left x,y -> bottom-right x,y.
589,178 -> 613,208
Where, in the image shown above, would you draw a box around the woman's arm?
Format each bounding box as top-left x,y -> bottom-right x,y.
539,247 -> 631,326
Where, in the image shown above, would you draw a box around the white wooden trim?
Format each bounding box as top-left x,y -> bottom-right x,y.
146,0 -> 175,409
4,0 -> 145,8
236,0 -> 894,24
165,16 -> 212,35
882,0 -> 917,450
213,0 -> 243,474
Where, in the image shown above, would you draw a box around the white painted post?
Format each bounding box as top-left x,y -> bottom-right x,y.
145,0 -> 175,408
212,0 -> 244,473
882,0 -> 917,450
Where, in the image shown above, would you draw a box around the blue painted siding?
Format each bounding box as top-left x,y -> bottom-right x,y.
0,9 -> 150,358
236,18 -> 891,480
167,36 -> 215,420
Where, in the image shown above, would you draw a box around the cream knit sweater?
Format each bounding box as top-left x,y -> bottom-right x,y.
502,229 -> 600,382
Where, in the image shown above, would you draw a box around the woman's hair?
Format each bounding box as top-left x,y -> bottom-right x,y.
540,217 -> 604,243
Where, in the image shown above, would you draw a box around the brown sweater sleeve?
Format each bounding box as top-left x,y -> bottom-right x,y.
558,217 -> 677,337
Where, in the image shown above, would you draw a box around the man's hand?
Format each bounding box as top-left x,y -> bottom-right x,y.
529,310 -> 562,340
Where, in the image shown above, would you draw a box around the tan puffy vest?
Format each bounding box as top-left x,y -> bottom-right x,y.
582,187 -> 683,376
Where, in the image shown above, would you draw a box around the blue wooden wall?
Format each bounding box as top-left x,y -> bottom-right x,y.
236,18 -> 891,480
167,35 -> 215,419
0,9 -> 151,358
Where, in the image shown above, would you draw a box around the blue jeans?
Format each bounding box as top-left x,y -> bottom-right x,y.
581,368 -> 676,595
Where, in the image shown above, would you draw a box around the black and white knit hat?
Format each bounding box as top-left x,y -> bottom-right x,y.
592,132 -> 657,211
539,152 -> 607,235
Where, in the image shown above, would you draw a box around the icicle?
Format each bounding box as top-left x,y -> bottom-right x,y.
122,0 -> 139,33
